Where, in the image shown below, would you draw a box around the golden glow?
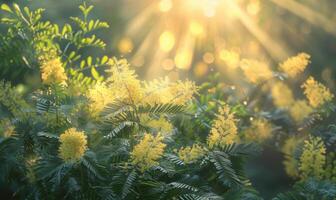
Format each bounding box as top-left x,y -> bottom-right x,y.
175,50 -> 193,70
193,62 -> 208,77
118,37 -> 134,54
132,55 -> 145,67
159,31 -> 175,52
270,0 -> 336,36
246,0 -> 260,16
120,0 -> 332,77
189,20 -> 204,36
219,49 -> 240,69
161,58 -> 175,70
159,0 -> 172,12
184,0 -> 220,17
226,0 -> 288,60
203,52 -> 215,64
122,0 -> 268,76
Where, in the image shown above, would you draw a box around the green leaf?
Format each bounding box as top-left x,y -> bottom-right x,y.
91,67 -> 100,80
23,7 -> 31,18
85,5 -> 94,16
37,132 -> 59,139
138,103 -> 186,114
87,56 -> 92,66
80,60 -> 86,69
88,20 -> 94,31
1,4 -> 12,13
12,4 -> 22,16
68,51 -> 76,59
101,56 -> 109,64
122,170 -> 137,199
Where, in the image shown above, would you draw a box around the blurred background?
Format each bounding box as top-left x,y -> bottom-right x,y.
1,0 -> 336,198
4,0 -> 335,87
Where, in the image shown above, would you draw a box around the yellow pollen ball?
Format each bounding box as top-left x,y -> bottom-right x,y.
131,133 -> 166,172
301,76 -> 334,108
41,58 -> 67,85
59,128 -> 87,162
279,53 -> 310,78
208,104 -> 238,148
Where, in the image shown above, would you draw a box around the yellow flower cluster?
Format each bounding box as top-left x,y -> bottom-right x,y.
106,58 -> 143,104
141,115 -> 173,135
301,76 -> 334,108
131,133 -> 166,172
207,104 -> 238,148
289,100 -> 313,123
281,136 -> 303,178
0,119 -> 15,138
279,53 -> 310,78
178,144 -> 205,164
299,136 -> 326,180
87,58 -> 197,115
59,128 -> 88,162
271,82 -> 295,108
144,77 -> 172,104
143,78 -> 198,105
86,83 -> 116,115
244,118 -> 273,142
169,80 -> 198,105
240,59 -> 273,84
40,58 -> 67,85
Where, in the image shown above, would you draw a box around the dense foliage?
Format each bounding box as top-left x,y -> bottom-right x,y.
0,2 -> 335,200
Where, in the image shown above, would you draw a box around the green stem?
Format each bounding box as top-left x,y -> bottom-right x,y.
53,84 -> 59,124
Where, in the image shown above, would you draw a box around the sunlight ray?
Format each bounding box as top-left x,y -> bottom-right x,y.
270,0 -> 336,36
227,0 -> 289,60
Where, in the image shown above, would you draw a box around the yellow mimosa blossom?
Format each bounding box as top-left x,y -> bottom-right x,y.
41,58 -> 67,84
0,119 -> 15,138
299,136 -> 326,180
178,144 -> 206,164
208,104 -> 238,148
118,79 -> 144,104
141,115 -> 173,135
240,59 -> 273,84
271,82 -> 295,108
301,76 -> 334,108
106,58 -> 137,83
169,80 -> 198,105
59,128 -> 87,162
131,133 -> 166,172
103,57 -> 197,106
289,100 -> 313,123
282,136 -> 304,178
144,78 -> 197,105
87,82 -> 116,114
279,53 -> 310,78
244,118 -> 273,142
106,58 -> 144,104
143,77 -> 173,105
